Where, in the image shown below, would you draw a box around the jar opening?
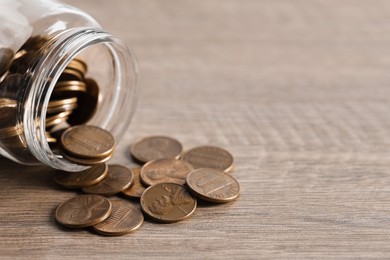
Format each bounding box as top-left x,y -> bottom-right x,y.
24,28 -> 139,171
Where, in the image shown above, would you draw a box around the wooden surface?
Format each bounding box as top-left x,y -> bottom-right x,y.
2,0 -> 390,258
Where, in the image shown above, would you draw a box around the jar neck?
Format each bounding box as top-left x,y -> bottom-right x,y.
24,28 -> 139,171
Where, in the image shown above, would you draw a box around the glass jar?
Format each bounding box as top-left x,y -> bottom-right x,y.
0,0 -> 139,171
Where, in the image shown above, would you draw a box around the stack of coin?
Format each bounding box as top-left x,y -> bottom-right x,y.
0,36 -> 100,147
60,125 -> 115,165
46,57 -> 99,144
54,135 -> 240,236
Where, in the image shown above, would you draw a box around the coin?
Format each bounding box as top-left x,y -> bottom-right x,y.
48,97 -> 78,108
45,110 -> 72,128
55,194 -> 112,228
53,80 -> 87,94
67,58 -> 87,74
0,48 -> 14,77
46,102 -> 78,114
122,168 -> 146,198
141,183 -> 197,223
140,159 -> 193,186
130,136 -> 183,163
58,68 -> 84,81
0,98 -> 17,126
61,125 -> 115,159
67,78 -> 99,125
181,146 -> 234,173
62,151 -> 113,166
46,132 -> 57,144
186,168 -> 240,203
82,164 -> 133,196
53,163 -> 108,189
93,199 -> 144,236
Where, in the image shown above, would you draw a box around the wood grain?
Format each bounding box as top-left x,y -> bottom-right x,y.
1,0 -> 390,258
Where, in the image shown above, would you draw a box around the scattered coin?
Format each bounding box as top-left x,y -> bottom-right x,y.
140,183 -> 197,223
122,168 -> 146,198
130,136 -> 183,163
140,158 -> 193,186
93,199 -> 144,236
53,163 -> 108,189
181,146 -> 234,173
82,164 -> 133,196
186,168 -> 240,203
61,125 -> 115,159
55,194 -> 112,228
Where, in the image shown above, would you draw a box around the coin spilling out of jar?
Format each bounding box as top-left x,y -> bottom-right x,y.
0,35 -> 102,159
53,135 -> 240,236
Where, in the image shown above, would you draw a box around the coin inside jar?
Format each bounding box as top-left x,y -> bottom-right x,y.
130,136 -> 183,164
140,183 -> 197,223
185,168 -> 240,203
181,146 -> 234,173
55,194 -> 112,228
140,158 -> 193,186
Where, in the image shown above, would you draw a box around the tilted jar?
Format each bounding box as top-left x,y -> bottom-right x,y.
0,0 -> 139,171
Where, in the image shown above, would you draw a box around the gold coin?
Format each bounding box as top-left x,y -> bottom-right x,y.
58,68 -> 84,81
67,58 -> 87,74
122,168 -> 146,198
0,124 -> 23,139
62,151 -> 113,166
46,102 -> 78,114
54,80 -> 87,93
53,163 -> 108,189
48,97 -> 78,108
181,146 -> 234,173
141,183 -> 197,223
55,194 -> 112,228
186,168 -> 240,203
45,110 -> 72,128
61,125 -> 115,159
82,164 -> 133,196
67,78 -> 99,125
45,132 -> 57,144
130,136 -> 183,164
0,48 -> 14,77
0,98 -> 17,126
93,199 -> 144,236
140,159 -> 193,186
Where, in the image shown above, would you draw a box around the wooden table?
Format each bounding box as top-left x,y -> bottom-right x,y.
1,0 -> 390,258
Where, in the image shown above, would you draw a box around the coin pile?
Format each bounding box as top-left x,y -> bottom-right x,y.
54,135 -> 240,236
0,36 -> 99,149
